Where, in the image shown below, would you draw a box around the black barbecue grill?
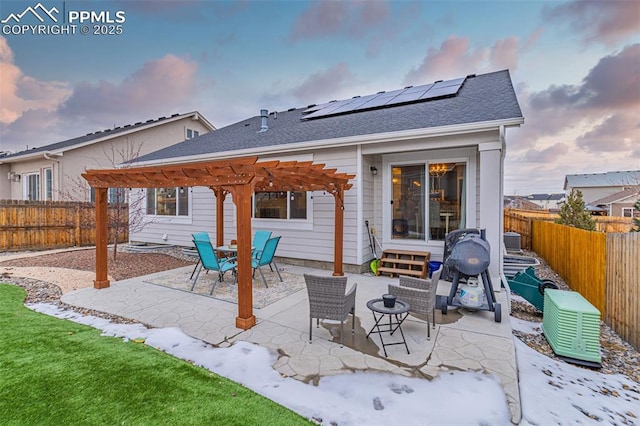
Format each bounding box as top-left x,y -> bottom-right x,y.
440,228 -> 501,322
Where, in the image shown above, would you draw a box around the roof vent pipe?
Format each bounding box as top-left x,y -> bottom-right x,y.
260,109 -> 268,131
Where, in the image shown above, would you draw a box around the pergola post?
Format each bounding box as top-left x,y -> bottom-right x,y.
94,187 -> 110,289
228,183 -> 256,329
332,185 -> 345,276
212,187 -> 226,247
82,157 -> 354,331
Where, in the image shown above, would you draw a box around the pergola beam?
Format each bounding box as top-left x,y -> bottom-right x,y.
82,156 -> 354,330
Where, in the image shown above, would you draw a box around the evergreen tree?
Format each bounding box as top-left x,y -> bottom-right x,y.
556,189 -> 597,231
632,199 -> 640,232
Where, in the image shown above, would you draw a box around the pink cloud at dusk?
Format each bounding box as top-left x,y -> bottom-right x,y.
0,36 -> 70,126
290,63 -> 355,104
59,54 -> 198,122
543,0 -> 640,47
1,52 -> 200,152
289,0 -> 390,41
518,44 -> 639,154
521,143 -> 570,163
403,35 -> 521,85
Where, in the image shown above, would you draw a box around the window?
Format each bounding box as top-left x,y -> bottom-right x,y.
253,191 -> 307,219
390,162 -> 466,241
44,168 -> 53,201
24,173 -> 40,201
146,187 -> 189,216
622,207 -> 640,218
186,129 -> 199,139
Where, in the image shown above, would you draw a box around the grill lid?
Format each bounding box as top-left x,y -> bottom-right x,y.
446,233 -> 491,276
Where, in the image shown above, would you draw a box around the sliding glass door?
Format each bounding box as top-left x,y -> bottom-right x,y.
390,161 -> 466,242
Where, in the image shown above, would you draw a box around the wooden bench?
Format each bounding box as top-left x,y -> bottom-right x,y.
376,249 -> 430,279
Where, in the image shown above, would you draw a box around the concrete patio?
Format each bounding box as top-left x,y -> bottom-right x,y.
61,263 -> 521,423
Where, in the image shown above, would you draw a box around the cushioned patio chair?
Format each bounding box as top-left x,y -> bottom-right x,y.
303,274 -> 357,346
387,264 -> 442,340
252,230 -> 272,262
191,238 -> 237,294
251,236 -> 282,288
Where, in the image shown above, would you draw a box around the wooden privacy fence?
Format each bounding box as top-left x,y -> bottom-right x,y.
0,200 -> 128,252
605,233 -> 640,351
532,220 -> 639,350
532,221 -> 606,312
505,208 -> 634,249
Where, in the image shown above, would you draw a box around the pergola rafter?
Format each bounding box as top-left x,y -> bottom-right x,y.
82,156 -> 354,330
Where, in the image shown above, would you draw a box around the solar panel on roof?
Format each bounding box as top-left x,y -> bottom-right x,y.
403,83 -> 434,94
420,85 -> 460,100
432,77 -> 465,88
354,94 -> 397,110
301,76 -> 466,120
390,91 -> 426,104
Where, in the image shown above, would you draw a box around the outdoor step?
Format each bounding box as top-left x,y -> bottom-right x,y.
376,249 -> 430,279
380,258 -> 425,266
380,249 -> 429,257
376,266 -> 424,278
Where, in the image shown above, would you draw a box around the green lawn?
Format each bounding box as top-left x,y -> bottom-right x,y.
0,284 -> 311,425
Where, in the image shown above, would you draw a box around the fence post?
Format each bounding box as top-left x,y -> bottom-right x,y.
75,204 -> 81,246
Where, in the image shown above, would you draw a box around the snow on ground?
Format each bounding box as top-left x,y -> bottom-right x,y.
29,303 -> 639,425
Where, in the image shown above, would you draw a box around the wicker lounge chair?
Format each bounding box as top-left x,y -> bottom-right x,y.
387,265 -> 442,339
303,274 -> 357,346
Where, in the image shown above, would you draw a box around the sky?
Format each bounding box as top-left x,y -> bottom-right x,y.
29,299 -> 640,425
0,0 -> 638,195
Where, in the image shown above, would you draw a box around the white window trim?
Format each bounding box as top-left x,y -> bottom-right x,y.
23,172 -> 40,201
382,147 -> 477,249
251,190 -> 314,231
621,207 -> 637,218
43,167 -> 53,201
144,187 -> 193,224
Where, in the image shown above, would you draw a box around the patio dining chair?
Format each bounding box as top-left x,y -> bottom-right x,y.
191,238 -> 238,295
189,232 -> 210,280
387,264 -> 442,340
251,236 -> 282,288
303,274 -> 357,346
252,230 -> 272,261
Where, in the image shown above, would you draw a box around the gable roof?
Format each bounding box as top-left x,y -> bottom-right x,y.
134,70 -> 523,164
592,187 -> 640,205
564,170 -> 640,190
0,112 -> 215,163
526,193 -> 565,201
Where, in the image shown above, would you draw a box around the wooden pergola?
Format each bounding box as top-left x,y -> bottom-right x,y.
82,156 -> 354,329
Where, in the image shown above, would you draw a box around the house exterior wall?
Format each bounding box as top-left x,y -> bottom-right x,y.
570,187 -> 625,204
612,201 -> 639,217
130,147 -> 362,266
129,127 -> 506,280
0,117 -> 211,202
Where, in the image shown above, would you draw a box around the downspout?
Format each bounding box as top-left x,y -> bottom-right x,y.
43,152 -> 63,201
356,144 -> 363,267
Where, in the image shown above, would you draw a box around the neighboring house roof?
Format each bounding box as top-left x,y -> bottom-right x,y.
525,193 -> 564,201
564,170 -> 640,190
592,188 -> 640,205
504,196 -> 541,210
134,70 -> 523,164
0,111 -> 215,163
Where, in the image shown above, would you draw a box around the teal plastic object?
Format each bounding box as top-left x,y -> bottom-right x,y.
542,289 -> 602,366
507,267 -> 549,312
